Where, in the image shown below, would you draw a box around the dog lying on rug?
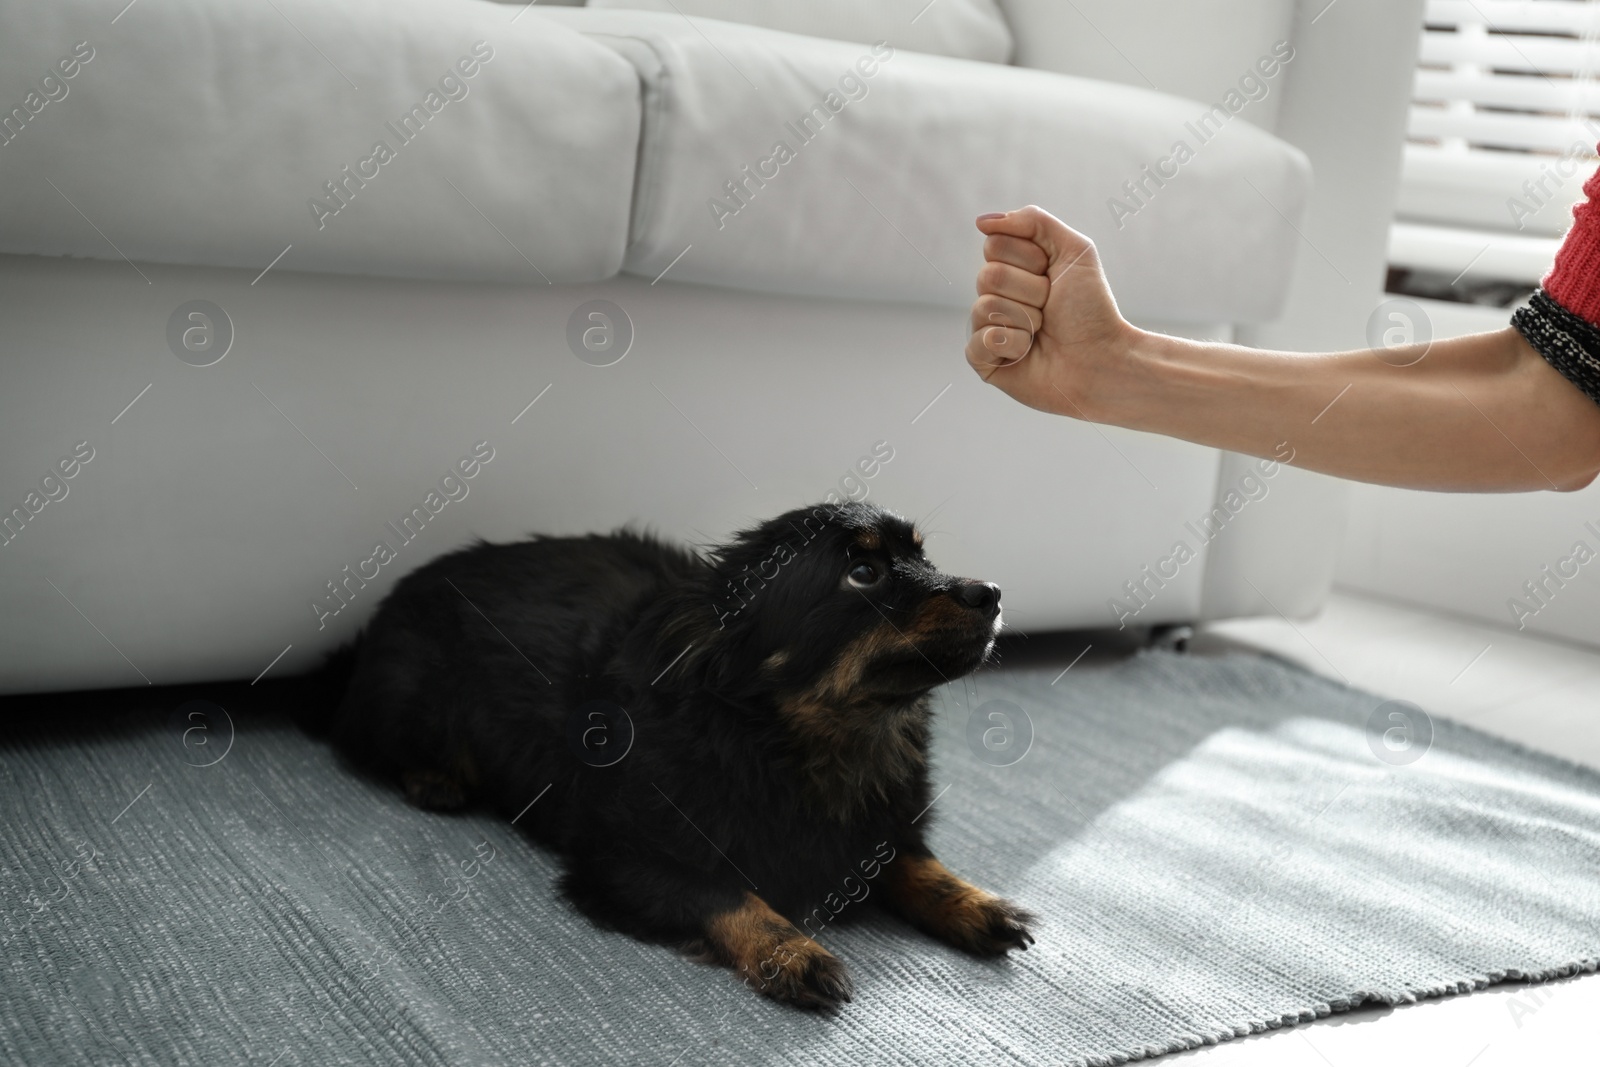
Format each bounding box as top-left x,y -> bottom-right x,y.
312,501 -> 1033,1009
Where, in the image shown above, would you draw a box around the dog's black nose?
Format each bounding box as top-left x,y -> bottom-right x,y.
955,581 -> 1001,617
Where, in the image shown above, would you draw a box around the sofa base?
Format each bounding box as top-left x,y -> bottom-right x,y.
0,254 -> 1312,693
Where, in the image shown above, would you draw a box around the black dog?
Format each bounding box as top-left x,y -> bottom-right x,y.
319,501 -> 1033,1009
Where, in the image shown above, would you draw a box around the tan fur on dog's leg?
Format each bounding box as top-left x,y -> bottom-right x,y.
882,854 -> 1035,955
705,892 -> 853,1009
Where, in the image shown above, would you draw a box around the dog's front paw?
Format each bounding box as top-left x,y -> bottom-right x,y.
745,938 -> 854,1011
709,893 -> 854,1011
951,895 -> 1036,957
883,854 -> 1036,957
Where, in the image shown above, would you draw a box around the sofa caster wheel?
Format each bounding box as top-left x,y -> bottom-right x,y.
1148,624 -> 1193,653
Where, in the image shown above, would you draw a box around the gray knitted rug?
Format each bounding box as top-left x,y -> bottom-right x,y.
3,651 -> 1598,1066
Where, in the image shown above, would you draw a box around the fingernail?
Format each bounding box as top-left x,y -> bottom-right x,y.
976,212 -> 1006,221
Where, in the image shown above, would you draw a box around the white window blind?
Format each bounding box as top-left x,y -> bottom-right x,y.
1390,0 -> 1600,286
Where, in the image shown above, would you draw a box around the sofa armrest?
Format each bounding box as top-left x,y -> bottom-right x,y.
1245,0 -> 1427,352
995,0 -> 1426,624
1201,0 -> 1425,621
996,0 -> 1426,350
994,0 -> 1297,131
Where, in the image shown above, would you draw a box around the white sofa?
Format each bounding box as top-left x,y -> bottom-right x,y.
0,0 -> 1425,694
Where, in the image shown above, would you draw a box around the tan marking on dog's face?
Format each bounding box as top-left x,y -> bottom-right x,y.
810,619 -> 907,702
789,595 -> 982,714
856,529 -> 881,551
903,595 -> 972,639
911,528 -> 923,547
775,619 -> 933,819
762,649 -> 789,671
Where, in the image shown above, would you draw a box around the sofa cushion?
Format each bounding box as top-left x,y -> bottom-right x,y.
544,8 -> 1312,324
585,0 -> 1014,63
0,0 -> 641,284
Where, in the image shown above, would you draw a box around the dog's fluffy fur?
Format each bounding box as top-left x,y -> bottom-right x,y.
318,501 -> 1033,1009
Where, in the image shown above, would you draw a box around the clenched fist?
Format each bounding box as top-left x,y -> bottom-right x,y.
965,205 -> 1137,421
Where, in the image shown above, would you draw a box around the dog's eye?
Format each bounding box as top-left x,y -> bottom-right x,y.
847,561 -> 883,589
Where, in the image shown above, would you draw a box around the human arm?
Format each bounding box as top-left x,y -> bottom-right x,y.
964,206 -> 1600,493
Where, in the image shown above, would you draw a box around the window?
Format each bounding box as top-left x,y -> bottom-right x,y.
1388,0 -> 1600,304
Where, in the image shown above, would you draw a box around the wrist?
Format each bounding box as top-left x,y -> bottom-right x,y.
1054,319 -> 1150,424
1084,325 -> 1201,430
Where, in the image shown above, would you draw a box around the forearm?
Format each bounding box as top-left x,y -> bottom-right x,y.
969,205 -> 1600,492
1095,325 -> 1600,493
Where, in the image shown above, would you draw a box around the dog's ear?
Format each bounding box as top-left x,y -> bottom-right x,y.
620,581 -> 741,693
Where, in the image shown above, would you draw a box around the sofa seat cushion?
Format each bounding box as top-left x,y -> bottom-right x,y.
585,0 -> 1015,63
544,8 -> 1312,324
0,0 -> 641,284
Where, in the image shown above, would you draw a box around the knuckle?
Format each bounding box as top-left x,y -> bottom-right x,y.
977,261 -> 1010,290
975,294 -> 1011,320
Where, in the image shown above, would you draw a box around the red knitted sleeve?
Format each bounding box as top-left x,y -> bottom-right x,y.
1544,149 -> 1600,328
1514,148 -> 1600,406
